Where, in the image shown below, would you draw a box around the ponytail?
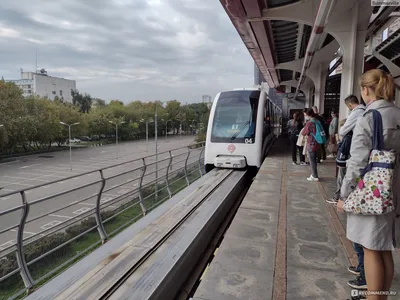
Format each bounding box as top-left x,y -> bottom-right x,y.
375,73 -> 394,101
360,69 -> 395,101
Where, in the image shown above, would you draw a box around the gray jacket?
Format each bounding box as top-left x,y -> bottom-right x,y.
341,100 -> 400,214
339,104 -> 366,138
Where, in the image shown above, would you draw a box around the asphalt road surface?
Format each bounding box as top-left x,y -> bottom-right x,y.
0,136 -> 200,254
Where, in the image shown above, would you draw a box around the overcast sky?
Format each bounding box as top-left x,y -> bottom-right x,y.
0,0 -> 254,103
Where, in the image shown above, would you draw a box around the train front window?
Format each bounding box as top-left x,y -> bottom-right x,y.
211,91 -> 259,144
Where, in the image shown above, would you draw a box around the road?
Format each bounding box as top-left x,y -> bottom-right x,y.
0,136 -> 200,254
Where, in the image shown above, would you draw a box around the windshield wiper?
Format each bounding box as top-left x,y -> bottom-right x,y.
231,121 -> 250,140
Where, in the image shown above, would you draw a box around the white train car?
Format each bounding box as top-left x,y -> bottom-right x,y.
204,88 -> 281,172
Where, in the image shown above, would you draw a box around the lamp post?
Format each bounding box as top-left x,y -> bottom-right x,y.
161,119 -> 169,139
140,119 -> 153,151
109,120 -> 125,159
191,119 -> 195,135
155,105 -> 159,202
177,119 -> 185,138
59,122 -> 80,170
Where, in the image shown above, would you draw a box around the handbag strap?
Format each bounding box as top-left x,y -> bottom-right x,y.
360,109 -> 384,177
372,109 -> 384,151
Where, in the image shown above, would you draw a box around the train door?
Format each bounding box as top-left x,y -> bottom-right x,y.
261,99 -> 271,160
265,100 -> 271,136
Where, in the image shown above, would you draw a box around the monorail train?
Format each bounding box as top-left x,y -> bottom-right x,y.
204,88 -> 282,173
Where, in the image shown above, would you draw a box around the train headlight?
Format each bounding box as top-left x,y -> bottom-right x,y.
217,163 -> 223,167
233,164 -> 239,168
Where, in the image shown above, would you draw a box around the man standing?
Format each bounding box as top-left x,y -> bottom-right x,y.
325,95 -> 366,293
326,95 -> 365,203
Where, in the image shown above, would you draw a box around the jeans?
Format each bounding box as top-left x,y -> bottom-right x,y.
308,150 -> 318,178
333,167 -> 346,200
317,143 -> 326,161
290,135 -> 305,163
354,243 -> 366,280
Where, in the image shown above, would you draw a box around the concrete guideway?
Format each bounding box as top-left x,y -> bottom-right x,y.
193,137 -> 400,300
23,167 -> 250,300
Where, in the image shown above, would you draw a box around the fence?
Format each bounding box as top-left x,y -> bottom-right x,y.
0,142 -> 205,299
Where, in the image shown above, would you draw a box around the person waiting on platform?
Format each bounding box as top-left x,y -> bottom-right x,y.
337,69 -> 400,299
287,112 -> 306,165
327,110 -> 339,157
312,106 -> 327,163
301,108 -> 321,182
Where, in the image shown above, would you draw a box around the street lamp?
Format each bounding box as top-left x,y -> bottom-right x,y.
161,119 -> 168,139
177,119 -> 185,138
155,105 -> 159,201
140,118 -> 153,151
60,121 -> 80,170
109,120 -> 125,159
190,119 -> 195,135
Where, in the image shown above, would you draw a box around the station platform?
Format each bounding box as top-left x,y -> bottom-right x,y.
193,137 -> 400,300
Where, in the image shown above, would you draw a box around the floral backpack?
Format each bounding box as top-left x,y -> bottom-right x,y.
343,109 -> 396,215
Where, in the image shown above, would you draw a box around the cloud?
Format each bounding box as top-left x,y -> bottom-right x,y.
0,0 -> 254,103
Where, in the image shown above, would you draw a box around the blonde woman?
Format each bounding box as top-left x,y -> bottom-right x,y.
337,69 -> 400,299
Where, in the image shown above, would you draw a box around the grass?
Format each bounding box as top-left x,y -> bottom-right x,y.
0,166 -> 202,300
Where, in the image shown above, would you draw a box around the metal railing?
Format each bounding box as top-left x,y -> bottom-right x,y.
0,142 -> 205,299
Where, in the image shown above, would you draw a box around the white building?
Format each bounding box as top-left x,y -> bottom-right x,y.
7,69 -> 76,102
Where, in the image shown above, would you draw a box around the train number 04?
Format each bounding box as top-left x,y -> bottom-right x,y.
244,138 -> 253,144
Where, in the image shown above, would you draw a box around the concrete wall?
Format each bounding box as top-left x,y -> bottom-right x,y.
34,74 -> 76,102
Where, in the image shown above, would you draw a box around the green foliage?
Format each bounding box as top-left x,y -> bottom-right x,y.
195,132 -> 206,143
71,89 -> 92,113
0,82 -> 211,156
0,211 -> 114,290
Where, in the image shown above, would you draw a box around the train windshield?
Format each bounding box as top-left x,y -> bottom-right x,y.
211,91 -> 259,144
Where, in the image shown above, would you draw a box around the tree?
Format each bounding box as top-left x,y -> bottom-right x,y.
0,81 -> 26,152
165,100 -> 181,121
0,81 -> 212,155
71,89 -> 92,113
93,98 -> 106,107
109,100 -> 124,106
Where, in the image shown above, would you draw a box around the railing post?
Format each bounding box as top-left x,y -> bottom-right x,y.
198,143 -> 205,177
138,158 -> 147,216
95,170 -> 109,244
184,147 -> 191,186
165,151 -> 173,198
16,191 -> 34,291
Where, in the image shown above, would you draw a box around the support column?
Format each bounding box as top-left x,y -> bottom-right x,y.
335,3 -> 367,120
303,85 -> 314,109
304,87 -> 311,108
316,63 -> 327,114
308,63 -> 328,114
285,86 -> 291,118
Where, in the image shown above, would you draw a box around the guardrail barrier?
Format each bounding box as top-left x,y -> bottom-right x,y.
0,142 -> 205,299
